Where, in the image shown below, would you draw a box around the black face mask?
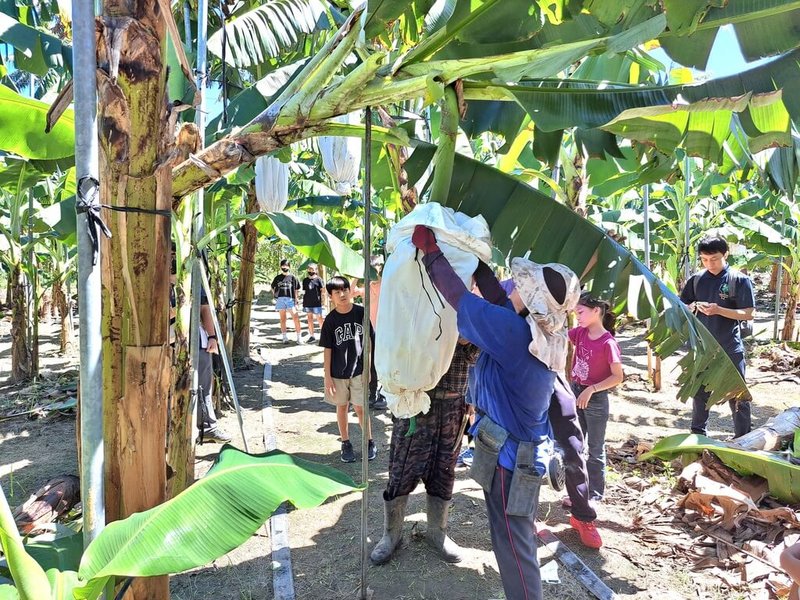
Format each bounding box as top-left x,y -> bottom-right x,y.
281,267 -> 289,272
307,271 -> 315,275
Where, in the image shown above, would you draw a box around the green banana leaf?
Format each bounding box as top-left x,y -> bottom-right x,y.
640,433 -> 800,504
0,85 -> 74,160
660,0 -> 800,68
0,13 -> 71,76
199,209 -> 365,277
460,47 -> 800,160
728,211 -> 794,258
77,447 -> 362,590
404,138 -> 749,405
43,569 -> 80,600
23,534 -> 83,574
207,0 -> 329,70
0,585 -> 19,599
0,489 -> 51,600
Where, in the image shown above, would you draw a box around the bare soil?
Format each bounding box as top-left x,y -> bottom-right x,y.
1,302 -> 798,600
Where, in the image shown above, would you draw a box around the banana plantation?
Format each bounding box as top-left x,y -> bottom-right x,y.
2,1 -> 800,599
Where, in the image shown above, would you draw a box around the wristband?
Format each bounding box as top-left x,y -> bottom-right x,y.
207,335 -> 217,340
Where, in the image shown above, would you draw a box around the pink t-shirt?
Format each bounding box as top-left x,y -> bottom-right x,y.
568,327 -> 622,386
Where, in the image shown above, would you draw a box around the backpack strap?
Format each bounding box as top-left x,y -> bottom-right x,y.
692,269 -> 706,300
727,269 -> 737,298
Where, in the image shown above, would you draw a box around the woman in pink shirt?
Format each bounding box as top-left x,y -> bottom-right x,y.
568,293 -> 624,502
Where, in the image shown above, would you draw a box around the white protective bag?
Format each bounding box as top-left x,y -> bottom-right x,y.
254,156 -> 289,212
375,203 -> 492,418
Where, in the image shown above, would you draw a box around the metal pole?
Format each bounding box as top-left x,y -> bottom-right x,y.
73,0 -> 105,547
226,200 -> 233,349
27,188 -> 35,379
774,208 -> 787,340
683,156 -> 692,282
643,184 -> 651,269
189,0 -> 208,442
359,107 -> 373,600
198,260 -> 249,451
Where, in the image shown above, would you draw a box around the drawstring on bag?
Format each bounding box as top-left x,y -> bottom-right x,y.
415,248 -> 444,341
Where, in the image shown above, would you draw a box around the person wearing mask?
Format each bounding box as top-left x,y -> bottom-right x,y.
271,259 -> 303,344
412,225 -> 580,600
301,263 -> 325,343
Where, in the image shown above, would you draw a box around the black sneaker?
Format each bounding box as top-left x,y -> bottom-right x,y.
341,440 -> 356,463
367,440 -> 377,461
202,428 -> 232,444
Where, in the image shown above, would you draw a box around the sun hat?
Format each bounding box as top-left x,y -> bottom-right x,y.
509,258 -> 580,371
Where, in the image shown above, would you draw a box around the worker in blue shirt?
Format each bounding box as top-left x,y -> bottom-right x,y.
412,226 -> 580,600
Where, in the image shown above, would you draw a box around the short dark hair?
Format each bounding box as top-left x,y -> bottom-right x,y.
697,236 -> 728,255
578,292 -> 616,335
326,276 -> 350,294
280,259 -> 290,267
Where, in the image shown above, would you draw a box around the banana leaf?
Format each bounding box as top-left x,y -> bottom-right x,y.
660,0 -> 800,67
404,139 -> 749,405
0,13 -> 71,76
0,586 -> 19,599
198,209 -> 365,277
0,85 -> 74,160
460,47 -> 800,159
640,433 -> 800,504
78,447 -> 362,592
0,489 -> 51,600
207,0 -> 329,70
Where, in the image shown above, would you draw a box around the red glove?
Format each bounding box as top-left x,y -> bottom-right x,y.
411,225 -> 440,254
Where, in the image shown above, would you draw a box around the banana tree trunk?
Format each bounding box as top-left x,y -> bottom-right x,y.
167,287 -> 193,499
770,261 -> 791,300
10,264 -> 31,383
97,1 -> 171,596
167,201 -> 195,500
53,280 -> 71,354
781,275 -> 799,341
232,189 -> 258,364
39,291 -> 52,324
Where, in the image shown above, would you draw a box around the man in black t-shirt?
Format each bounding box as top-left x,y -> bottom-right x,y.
301,263 -> 326,343
319,276 -> 377,463
680,236 -> 755,438
271,259 -> 302,344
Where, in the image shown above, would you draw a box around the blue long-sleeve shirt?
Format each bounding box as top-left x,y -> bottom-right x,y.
457,292 -> 555,474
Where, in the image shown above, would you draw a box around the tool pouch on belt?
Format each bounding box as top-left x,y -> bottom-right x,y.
470,416 -> 508,492
506,441 -> 543,517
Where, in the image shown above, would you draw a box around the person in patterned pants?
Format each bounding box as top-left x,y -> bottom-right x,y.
371,341 -> 479,565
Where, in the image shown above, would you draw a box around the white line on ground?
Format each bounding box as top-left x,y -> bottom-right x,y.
262,357 -> 295,600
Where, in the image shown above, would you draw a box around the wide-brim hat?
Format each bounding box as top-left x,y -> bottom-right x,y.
509,258 -> 580,370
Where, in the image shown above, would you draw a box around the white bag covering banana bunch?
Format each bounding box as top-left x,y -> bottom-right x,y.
318,112 -> 361,195
376,202 -> 492,419
254,156 -> 289,212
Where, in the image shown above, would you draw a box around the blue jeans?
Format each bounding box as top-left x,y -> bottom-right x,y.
571,382 -> 609,501
691,352 -> 751,438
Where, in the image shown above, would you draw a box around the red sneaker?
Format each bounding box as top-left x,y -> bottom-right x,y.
570,515 -> 603,549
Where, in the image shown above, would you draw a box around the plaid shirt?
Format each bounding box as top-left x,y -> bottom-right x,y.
435,342 -> 480,395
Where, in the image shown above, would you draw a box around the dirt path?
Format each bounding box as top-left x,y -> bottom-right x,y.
1,304 -> 798,600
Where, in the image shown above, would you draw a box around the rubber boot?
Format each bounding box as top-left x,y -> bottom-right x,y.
425,495 -> 463,563
370,495 -> 408,565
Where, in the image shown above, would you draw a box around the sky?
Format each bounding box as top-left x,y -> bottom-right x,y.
652,24 -> 774,80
